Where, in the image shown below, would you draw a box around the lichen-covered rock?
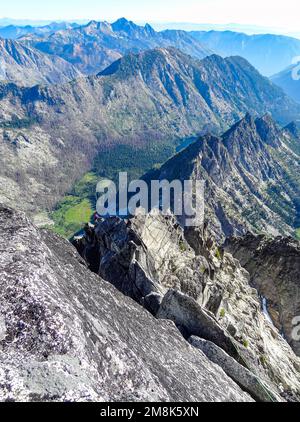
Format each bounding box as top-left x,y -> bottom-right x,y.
0,205 -> 253,402
188,336 -> 281,402
75,212 -> 300,400
157,289 -> 243,364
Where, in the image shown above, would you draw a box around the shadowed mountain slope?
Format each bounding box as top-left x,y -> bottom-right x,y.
145,113 -> 300,239
0,37 -> 82,86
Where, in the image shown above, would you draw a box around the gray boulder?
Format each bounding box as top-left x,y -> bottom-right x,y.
189,336 -> 281,402
157,289 -> 245,365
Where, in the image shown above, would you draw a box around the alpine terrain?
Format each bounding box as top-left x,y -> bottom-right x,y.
0,11 -> 300,405
271,62 -> 300,103
0,48 -> 299,220
20,18 -> 213,75
190,30 -> 300,76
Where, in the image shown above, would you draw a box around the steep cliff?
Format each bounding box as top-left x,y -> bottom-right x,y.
145,113 -> 300,240
227,233 -> 300,357
0,204 -> 254,402
74,212 -> 300,401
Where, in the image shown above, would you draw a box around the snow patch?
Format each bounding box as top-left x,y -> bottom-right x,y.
262,297 -> 274,325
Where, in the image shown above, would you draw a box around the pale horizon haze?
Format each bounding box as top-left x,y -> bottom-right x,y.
0,0 -> 299,35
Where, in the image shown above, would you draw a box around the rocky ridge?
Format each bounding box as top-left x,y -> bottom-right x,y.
74,211 -> 300,401
144,113 -> 300,240
0,204 -> 254,402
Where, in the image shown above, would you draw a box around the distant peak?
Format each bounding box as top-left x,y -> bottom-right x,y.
244,112 -> 255,124
223,113 -> 256,138
228,113 -> 279,140
144,23 -> 155,34
84,20 -> 111,32
255,113 -> 278,131
207,53 -> 224,61
255,113 -> 280,146
112,17 -> 131,28
84,20 -> 99,30
284,121 -> 300,138
257,112 -> 274,124
111,17 -> 142,33
114,17 -> 129,24
86,20 -> 98,26
238,112 -> 257,129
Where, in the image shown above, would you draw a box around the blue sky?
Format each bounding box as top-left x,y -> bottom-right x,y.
0,0 -> 299,31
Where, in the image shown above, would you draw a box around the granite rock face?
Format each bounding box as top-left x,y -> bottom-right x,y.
188,336 -> 281,402
227,233 -> 300,357
75,212 -> 300,401
0,205 -> 254,402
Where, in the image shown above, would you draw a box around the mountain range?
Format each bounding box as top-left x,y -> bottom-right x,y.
2,18 -> 300,89
190,30 -> 300,76
0,48 -> 299,219
271,62 -> 300,102
18,18 -> 212,75
0,22 -> 80,40
1,16 -> 300,404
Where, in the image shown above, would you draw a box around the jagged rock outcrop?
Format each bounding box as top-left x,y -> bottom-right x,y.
144,113 -> 300,240
0,205 -> 254,402
188,336 -> 281,402
75,212 -> 300,401
227,233 -> 300,357
157,289 -> 244,363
